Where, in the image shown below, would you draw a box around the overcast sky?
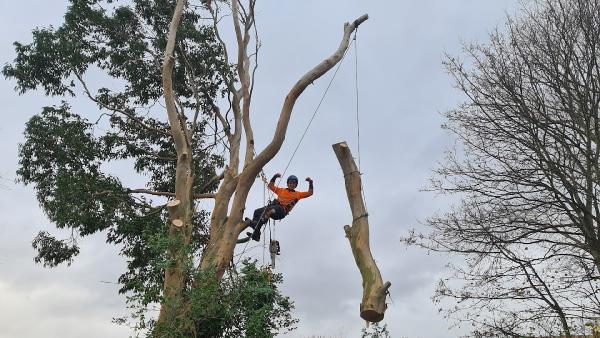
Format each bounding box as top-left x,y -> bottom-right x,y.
0,1 -> 520,337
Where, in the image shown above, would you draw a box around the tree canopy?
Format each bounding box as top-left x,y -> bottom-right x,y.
4,0 -> 298,336
6,0 -> 223,297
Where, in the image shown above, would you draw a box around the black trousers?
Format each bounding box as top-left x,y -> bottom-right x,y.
252,203 -> 286,228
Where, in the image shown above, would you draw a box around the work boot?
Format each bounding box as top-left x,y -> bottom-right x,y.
246,227 -> 261,242
244,217 -> 256,230
251,229 -> 261,241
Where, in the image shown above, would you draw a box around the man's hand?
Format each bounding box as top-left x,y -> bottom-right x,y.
270,173 -> 282,182
305,177 -> 313,183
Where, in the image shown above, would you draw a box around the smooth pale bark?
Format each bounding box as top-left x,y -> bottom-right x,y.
199,14 -> 370,280
158,0 -> 195,327
332,141 -> 390,322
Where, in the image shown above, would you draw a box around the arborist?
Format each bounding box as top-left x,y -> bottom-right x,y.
245,173 -> 314,241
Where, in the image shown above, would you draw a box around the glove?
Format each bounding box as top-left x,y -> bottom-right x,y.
305,177 -> 313,183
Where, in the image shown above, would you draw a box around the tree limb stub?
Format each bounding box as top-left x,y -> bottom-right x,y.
333,141 -> 390,322
166,199 -> 183,228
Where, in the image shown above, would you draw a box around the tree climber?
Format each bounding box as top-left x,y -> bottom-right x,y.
245,173 -> 314,241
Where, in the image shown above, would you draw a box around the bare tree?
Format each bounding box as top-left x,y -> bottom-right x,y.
406,0 -> 600,336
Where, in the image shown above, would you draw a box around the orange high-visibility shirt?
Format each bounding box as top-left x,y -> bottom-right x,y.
269,184 -> 312,213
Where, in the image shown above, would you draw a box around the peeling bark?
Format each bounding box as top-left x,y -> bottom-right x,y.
333,141 -> 390,322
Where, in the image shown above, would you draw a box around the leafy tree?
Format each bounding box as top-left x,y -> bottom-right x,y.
406,0 -> 600,336
4,0 -> 298,336
146,260 -> 297,338
6,0 -> 365,336
360,322 -> 391,338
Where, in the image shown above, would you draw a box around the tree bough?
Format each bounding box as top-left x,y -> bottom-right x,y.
333,141 -> 390,322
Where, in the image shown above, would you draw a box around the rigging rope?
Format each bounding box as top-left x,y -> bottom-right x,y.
280,38 -> 356,180
353,30 -> 368,213
261,183 -> 266,267
354,31 -> 361,172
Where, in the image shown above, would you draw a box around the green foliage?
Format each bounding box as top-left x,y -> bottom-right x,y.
5,0 -> 227,330
32,231 -> 80,267
19,103 -> 132,234
6,0 -> 226,288
4,0 -> 228,107
6,1 -> 298,337
360,322 -> 391,338
228,262 -> 298,337
146,260 -> 298,338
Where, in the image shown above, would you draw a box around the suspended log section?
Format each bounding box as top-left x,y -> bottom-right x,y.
332,141 -> 391,322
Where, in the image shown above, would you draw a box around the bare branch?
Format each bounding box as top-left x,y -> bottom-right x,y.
127,188 -> 216,200
76,73 -> 170,137
162,0 -> 191,153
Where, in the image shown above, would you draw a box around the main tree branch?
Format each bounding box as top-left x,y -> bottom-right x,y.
162,0 -> 190,154
232,14 -> 370,219
127,189 -> 216,199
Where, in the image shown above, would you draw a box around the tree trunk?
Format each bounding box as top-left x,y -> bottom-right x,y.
332,141 -> 390,322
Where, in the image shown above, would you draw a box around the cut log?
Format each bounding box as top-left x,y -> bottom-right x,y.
332,141 -> 391,322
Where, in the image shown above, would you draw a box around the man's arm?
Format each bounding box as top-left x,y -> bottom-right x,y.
304,177 -> 314,197
268,173 -> 282,192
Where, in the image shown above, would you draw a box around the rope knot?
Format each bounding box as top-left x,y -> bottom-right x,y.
353,213 -> 369,223
344,170 -> 360,178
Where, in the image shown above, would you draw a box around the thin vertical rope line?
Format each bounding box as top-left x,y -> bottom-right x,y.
261,183 -> 265,266
354,30 -> 368,212
280,40 -> 355,179
354,31 -> 361,173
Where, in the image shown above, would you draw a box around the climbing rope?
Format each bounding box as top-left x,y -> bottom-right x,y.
354,31 -> 362,173
261,183 -> 266,267
234,179 -> 268,266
